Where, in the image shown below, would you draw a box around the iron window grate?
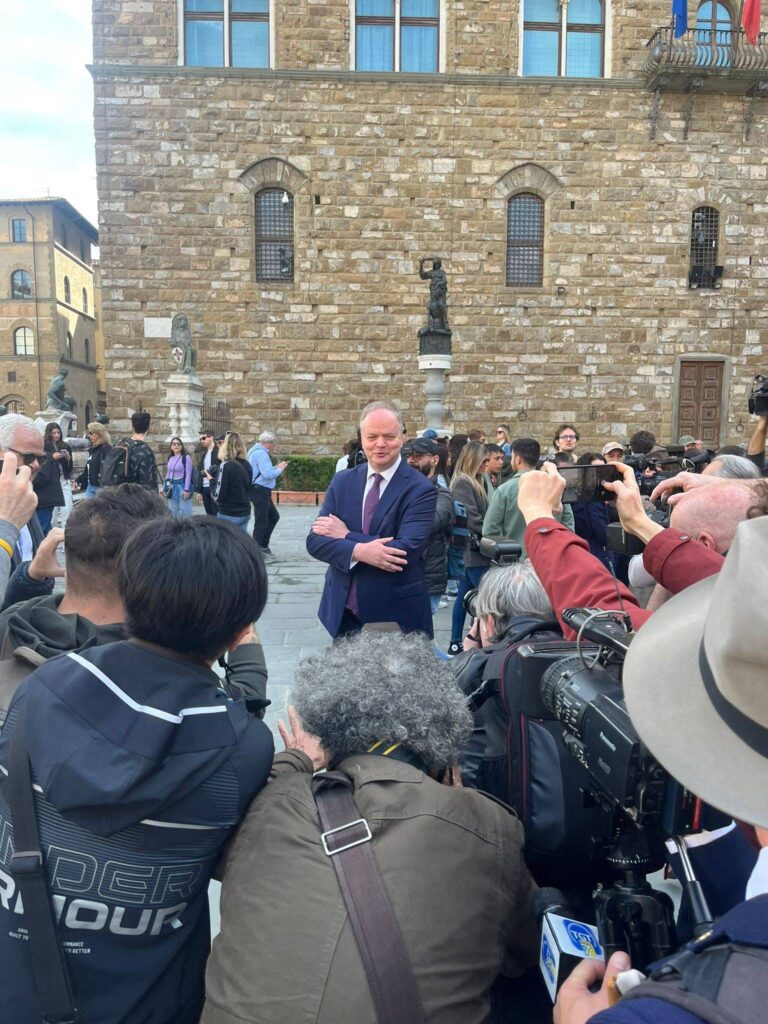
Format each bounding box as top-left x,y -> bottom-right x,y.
689,206 -> 720,289
255,188 -> 294,282
507,193 -> 544,287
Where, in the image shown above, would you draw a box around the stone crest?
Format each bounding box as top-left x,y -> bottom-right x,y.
170,312 -> 197,374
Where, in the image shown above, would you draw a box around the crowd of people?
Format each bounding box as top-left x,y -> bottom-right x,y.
0,401 -> 766,1023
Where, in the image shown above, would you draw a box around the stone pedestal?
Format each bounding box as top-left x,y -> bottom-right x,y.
418,353 -> 452,430
33,409 -> 78,439
163,373 -> 204,443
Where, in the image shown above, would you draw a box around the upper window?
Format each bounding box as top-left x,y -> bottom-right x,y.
84,338 -> 91,363
184,0 -> 269,67
523,0 -> 604,78
695,1 -> 732,67
11,219 -> 26,243
64,276 -> 71,304
66,332 -> 73,358
13,327 -> 34,356
255,188 -> 294,282
355,0 -> 439,72
83,287 -> 89,314
10,270 -> 32,300
506,193 -> 545,287
689,206 -> 722,289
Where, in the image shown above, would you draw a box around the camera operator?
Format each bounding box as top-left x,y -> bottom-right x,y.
452,561 -> 558,789
553,513 -> 768,1024
746,412 -> 768,476
517,463 -> 725,637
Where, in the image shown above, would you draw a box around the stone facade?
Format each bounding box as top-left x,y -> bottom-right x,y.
92,1 -> 768,452
0,200 -> 103,423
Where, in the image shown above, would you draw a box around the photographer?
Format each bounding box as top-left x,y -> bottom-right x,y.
452,561 -> 558,789
553,514 -> 768,1024
517,463 -> 725,637
746,412 -> 768,476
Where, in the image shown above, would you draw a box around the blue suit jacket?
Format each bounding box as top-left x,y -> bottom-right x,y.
306,460 -> 437,637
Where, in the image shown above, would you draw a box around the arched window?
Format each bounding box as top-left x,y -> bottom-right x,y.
10,270 -> 32,299
66,332 -> 73,358
695,2 -> 732,68
82,287 -> 88,313
255,188 -> 294,282
1,395 -> 26,414
506,193 -> 545,287
63,276 -> 71,304
523,0 -> 604,77
85,402 -> 93,424
689,206 -> 721,289
84,338 -> 90,363
13,327 -> 34,356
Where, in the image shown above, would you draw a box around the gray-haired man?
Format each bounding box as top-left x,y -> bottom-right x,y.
246,431 -> 288,558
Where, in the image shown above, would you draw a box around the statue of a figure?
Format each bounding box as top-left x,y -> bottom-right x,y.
418,257 -> 450,335
169,312 -> 197,375
47,368 -> 76,412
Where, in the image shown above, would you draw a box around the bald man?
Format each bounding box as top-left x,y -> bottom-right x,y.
644,482 -> 760,612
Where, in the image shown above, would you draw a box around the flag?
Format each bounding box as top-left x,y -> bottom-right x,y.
672,0 -> 688,37
743,0 -> 762,44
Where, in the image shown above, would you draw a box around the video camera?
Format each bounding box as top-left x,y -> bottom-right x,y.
605,500 -> 671,557
749,374 -> 768,416
462,537 -> 521,620
517,608 -> 727,969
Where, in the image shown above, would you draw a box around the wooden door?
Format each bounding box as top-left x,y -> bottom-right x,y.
678,361 -> 723,446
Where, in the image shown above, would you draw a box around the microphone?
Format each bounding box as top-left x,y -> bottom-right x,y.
533,887 -> 604,1002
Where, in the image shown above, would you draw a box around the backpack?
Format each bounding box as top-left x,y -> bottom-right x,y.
623,899 -> 768,1023
465,632 -> 615,887
99,437 -> 134,487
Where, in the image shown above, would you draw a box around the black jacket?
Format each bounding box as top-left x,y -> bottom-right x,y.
424,482 -> 455,596
31,455 -> 65,509
77,442 -> 110,488
214,458 -> 252,516
0,641 -> 274,1024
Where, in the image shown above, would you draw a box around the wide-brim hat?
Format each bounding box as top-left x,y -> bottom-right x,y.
623,514 -> 768,829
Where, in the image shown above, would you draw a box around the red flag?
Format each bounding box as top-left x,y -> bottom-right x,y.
743,0 -> 762,45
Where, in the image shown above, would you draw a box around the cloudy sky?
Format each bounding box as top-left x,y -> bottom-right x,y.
0,0 -> 97,224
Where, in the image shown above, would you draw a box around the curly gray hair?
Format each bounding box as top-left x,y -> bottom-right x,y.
292,631 -> 472,772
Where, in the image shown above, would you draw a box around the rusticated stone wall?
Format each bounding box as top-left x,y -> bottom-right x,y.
92,1 -> 768,452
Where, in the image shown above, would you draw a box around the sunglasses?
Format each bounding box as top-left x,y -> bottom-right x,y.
495,429 -> 505,434
7,448 -> 47,466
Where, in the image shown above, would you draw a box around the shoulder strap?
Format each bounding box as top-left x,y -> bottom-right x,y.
8,704 -> 81,1023
312,771 -> 426,1024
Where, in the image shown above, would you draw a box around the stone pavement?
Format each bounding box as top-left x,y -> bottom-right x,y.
258,505 -> 455,740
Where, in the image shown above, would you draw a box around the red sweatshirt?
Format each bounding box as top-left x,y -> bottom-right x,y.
524,519 -> 724,638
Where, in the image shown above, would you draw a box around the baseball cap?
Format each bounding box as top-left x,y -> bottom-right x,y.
420,429 -> 438,440
678,435 -> 697,446
408,438 -> 440,456
601,441 -> 625,457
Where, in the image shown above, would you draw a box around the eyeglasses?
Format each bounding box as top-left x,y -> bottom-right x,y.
559,434 -> 578,441
6,448 -> 47,466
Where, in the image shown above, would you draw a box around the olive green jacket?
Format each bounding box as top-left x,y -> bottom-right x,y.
482,469 -> 575,557
203,751 -> 539,1024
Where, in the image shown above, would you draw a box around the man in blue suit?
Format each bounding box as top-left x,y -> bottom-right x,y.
307,401 -> 437,638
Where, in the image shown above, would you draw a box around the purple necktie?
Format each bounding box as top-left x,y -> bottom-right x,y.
347,473 -> 383,616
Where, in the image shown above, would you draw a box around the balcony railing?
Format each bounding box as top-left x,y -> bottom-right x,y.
645,26 -> 768,76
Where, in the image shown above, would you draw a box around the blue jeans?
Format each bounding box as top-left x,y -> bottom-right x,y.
450,565 -> 488,643
168,480 -> 193,520
218,513 -> 250,532
36,508 -> 54,536
85,484 -> 101,499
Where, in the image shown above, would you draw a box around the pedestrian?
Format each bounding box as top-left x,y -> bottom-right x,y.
101,411 -> 159,492
494,423 -> 512,455
0,516 -> 274,1024
0,414 -> 47,569
447,441 -> 492,656
552,423 -> 579,456
44,423 -> 73,531
307,400 -> 436,638
31,424 -> 65,537
215,431 -> 253,532
197,430 -> 221,514
75,421 -> 111,498
163,436 -> 194,519
405,438 -> 454,616
247,431 -> 288,558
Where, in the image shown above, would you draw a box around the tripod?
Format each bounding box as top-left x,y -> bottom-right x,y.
593,824 -> 678,968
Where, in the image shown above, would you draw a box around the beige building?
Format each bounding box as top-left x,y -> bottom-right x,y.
92,1 -> 768,452
0,199 -> 103,424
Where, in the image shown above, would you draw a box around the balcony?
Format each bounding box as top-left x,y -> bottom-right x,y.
645,26 -> 768,92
